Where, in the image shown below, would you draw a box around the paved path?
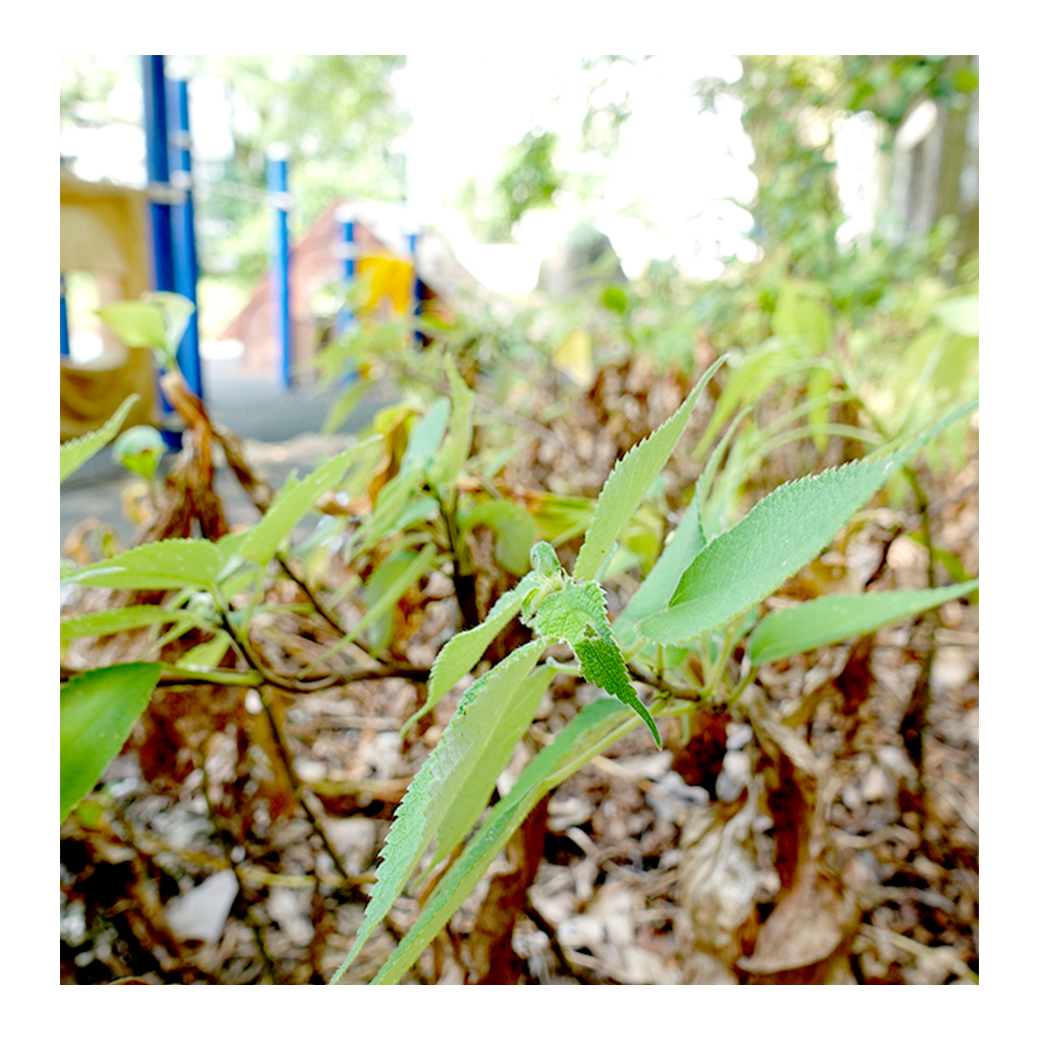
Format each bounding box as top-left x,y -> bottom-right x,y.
60,358 -> 397,546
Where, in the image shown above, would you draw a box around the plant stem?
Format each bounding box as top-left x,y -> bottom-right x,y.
433,485 -> 480,629
276,551 -> 348,637
256,689 -> 358,891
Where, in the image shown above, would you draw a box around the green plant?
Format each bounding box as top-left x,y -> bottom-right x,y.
320,375 -> 976,984
60,294 -> 198,826
61,394 -> 162,823
62,292 -> 977,982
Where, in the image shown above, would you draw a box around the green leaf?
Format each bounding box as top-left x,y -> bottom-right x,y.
747,579 -> 979,665
400,397 -> 450,475
614,497 -> 705,648
806,365 -> 834,452
98,293 -> 195,368
932,335 -> 978,399
533,580 -> 660,746
462,499 -> 540,576
111,425 -> 167,480
532,580 -> 607,644
60,663 -> 161,823
97,300 -> 168,349
353,468 -> 428,554
321,376 -> 375,435
433,662 -> 555,870
351,402 -> 451,555
695,407 -> 749,541
573,355 -> 726,582
240,437 -> 379,566
346,543 -> 438,649
174,631 -> 233,671
572,632 -> 659,746
143,292 -> 196,354
529,493 -> 596,545
773,278 -> 833,352
362,696 -> 633,985
66,538 -> 223,591
403,572 -> 541,734
427,358 -> 475,489
639,400 -> 977,646
60,395 -> 139,483
696,341 -> 804,457
330,639 -> 547,983
60,605 -> 193,641
530,539 -> 563,582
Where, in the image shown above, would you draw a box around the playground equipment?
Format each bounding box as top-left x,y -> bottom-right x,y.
61,56 -> 203,444
60,172 -> 158,442
223,199 -> 431,380
63,55 -> 491,431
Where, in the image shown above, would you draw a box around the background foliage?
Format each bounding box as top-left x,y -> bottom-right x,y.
60,55 -> 979,986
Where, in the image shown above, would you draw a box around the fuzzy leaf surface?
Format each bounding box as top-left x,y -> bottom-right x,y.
60,396 -> 139,483
573,355 -> 725,582
613,497 -> 705,648
433,662 -> 555,867
748,579 -> 979,665
534,580 -> 660,746
330,639 -> 546,983
639,401 -> 977,645
365,696 -> 633,985
404,572 -> 541,733
61,663 -> 161,823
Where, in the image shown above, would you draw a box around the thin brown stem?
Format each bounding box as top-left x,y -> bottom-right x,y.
276,552 -> 348,637
523,899 -> 602,985
215,603 -> 344,693
258,692 -> 357,891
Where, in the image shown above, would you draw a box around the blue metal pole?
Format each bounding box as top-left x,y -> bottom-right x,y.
267,148 -> 292,389
335,205 -> 359,385
141,56 -> 176,293
141,55 -> 179,448
166,76 -> 203,401
336,204 -> 356,336
408,230 -> 423,348
60,274 -> 70,357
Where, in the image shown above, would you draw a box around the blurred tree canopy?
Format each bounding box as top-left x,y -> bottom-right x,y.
196,55 -> 408,286
694,55 -> 979,279
459,129 -> 566,243
60,55 -> 409,288
60,55 -> 977,301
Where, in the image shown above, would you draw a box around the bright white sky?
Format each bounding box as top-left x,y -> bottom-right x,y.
397,53 -> 760,288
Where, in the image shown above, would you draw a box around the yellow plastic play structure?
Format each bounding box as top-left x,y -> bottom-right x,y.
355,252 -> 415,320
60,172 -> 158,442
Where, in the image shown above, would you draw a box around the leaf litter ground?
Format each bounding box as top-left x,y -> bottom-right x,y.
60,356 -> 978,984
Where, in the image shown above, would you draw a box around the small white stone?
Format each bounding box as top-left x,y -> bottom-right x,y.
165,870 -> 239,944
861,763 -> 892,803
